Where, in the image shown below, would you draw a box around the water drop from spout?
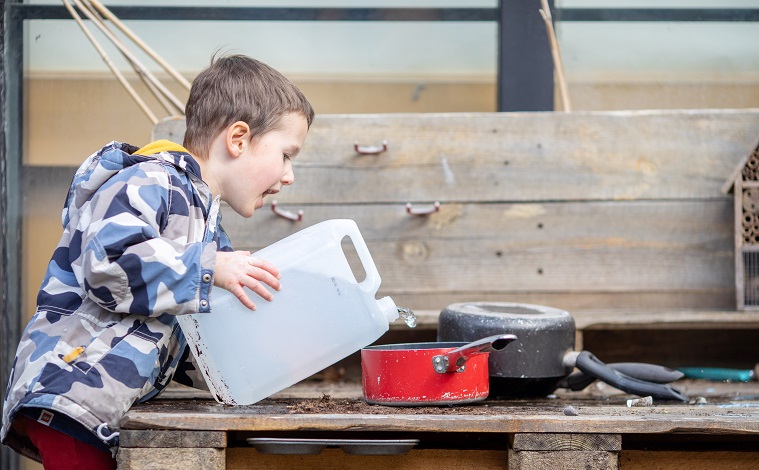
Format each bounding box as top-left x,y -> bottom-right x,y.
398,307 -> 417,328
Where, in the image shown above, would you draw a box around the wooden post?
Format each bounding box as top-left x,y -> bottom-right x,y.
117,430 -> 228,470
509,433 -> 621,470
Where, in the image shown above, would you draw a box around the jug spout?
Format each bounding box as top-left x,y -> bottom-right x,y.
377,296 -> 400,323
376,297 -> 417,328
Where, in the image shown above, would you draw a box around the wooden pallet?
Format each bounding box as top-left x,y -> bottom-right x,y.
119,380 -> 759,470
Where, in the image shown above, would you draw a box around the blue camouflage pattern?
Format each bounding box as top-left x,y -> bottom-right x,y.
2,141 -> 232,459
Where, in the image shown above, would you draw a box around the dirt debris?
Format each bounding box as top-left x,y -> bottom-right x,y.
283,394 -> 545,415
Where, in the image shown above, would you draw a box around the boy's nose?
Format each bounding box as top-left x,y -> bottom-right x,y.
281,167 -> 294,186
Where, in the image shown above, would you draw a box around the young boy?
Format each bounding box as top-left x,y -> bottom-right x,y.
2,54 -> 314,469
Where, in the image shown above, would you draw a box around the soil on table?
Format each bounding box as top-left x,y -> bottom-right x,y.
280,393 -> 575,415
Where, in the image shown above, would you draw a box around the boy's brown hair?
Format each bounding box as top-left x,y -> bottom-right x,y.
183,54 -> 315,159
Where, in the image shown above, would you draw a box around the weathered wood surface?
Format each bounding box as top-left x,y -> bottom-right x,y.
154,110 -> 759,203
120,429 -> 227,448
621,451 -> 759,470
117,447 -> 225,470
123,383 -> 759,469
226,448 -> 509,470
209,447 -> 759,470
509,449 -> 618,470
153,110 -> 759,311
22,164 -> 741,310
121,399 -> 759,436
219,199 -> 733,310
511,433 -> 621,451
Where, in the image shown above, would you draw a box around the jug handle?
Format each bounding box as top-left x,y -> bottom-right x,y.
339,220 -> 382,294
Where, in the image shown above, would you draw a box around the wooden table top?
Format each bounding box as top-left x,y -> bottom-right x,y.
121,380 -> 759,436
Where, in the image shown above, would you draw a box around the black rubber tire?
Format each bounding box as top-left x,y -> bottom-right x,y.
437,302 -> 576,397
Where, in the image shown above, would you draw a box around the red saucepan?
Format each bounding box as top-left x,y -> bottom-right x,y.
361,334 -> 517,406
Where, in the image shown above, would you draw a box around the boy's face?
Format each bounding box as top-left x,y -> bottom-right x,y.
223,112 -> 309,218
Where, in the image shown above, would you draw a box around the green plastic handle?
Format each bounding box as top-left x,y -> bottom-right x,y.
677,367 -> 754,382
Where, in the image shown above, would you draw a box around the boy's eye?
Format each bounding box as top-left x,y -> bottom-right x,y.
283,154 -> 291,161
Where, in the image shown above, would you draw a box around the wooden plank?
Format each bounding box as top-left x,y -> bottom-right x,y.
511,433 -> 621,451
119,429 -> 227,448
562,309 -> 759,330
117,447 -> 225,470
620,450 -> 759,470
120,401 -> 759,435
509,449 -> 618,470
154,110 -> 759,203
220,200 -> 734,307
226,448 -> 508,470
391,309 -> 759,331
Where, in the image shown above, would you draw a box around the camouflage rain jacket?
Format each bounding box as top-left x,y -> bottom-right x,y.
2,141 -> 231,460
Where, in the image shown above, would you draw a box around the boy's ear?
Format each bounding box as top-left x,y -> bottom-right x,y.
226,121 -> 251,158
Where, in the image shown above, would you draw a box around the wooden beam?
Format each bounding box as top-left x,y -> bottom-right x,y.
397,309 -> 759,331
120,400 -> 759,435
154,111 -> 759,203
511,433 -> 621,451
117,448 -> 225,470
227,449 -> 509,470
120,429 -> 227,448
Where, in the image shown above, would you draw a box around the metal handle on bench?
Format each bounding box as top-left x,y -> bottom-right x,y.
406,201 -> 440,216
271,200 -> 303,221
354,141 -> 388,155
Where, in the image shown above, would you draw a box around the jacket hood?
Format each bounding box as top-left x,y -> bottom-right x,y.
62,141 -> 203,227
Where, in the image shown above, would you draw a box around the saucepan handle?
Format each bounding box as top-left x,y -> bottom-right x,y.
575,351 -> 688,402
432,334 -> 517,374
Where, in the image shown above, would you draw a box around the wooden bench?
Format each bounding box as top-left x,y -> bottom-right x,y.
117,381 -> 759,470
115,109 -> 759,469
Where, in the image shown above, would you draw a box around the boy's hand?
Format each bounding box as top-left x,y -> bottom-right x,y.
213,251 -> 282,310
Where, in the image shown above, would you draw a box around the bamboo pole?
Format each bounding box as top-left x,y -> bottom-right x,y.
138,66 -> 178,116
87,0 -> 192,91
72,0 -> 185,115
539,0 -> 571,112
61,0 -> 158,124
77,0 -> 177,115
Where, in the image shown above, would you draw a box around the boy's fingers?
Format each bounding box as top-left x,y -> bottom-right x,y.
241,277 -> 275,302
229,285 -> 257,311
246,264 -> 282,292
248,257 -> 281,280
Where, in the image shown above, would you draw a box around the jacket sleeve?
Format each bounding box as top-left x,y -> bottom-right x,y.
73,162 -> 216,317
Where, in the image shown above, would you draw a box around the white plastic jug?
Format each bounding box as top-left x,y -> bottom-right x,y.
176,219 -> 400,405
